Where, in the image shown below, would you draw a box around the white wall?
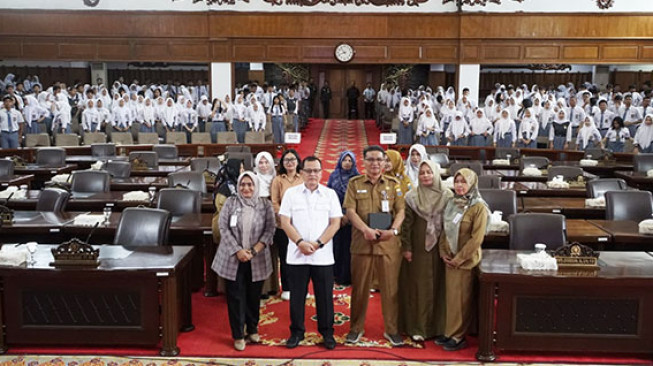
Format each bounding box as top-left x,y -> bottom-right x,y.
211,62 -> 232,101
458,64 -> 480,105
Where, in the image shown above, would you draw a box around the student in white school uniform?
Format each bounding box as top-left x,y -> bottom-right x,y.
232,95 -> 248,144
633,114 -> 653,154
639,95 -> 653,118
140,97 -> 156,133
95,99 -> 111,133
575,116 -> 602,151
493,109 -> 516,148
81,99 -> 101,136
567,96 -> 586,139
517,108 -> 539,149
549,109 -> 571,150
22,94 -> 47,135
440,99 -> 457,138
248,102 -> 266,133
594,99 -> 616,138
620,93 -> 643,137
196,95 -> 212,133
468,109 -> 493,147
52,93 -> 72,134
446,111 -> 469,146
1,95 -> 24,149
416,107 -> 441,146
539,100 -> 555,138
602,117 -> 630,153
398,97 -> 415,145
112,98 -> 132,134
180,99 -> 198,143
160,97 -> 178,135
268,96 -> 286,144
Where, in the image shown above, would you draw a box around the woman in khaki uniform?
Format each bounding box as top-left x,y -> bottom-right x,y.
399,160 -> 452,342
438,168 -> 489,351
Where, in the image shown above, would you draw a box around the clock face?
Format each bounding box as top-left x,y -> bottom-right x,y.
335,44 -> 355,63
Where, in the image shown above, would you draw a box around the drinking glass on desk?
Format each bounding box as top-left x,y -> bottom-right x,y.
103,206 -> 112,224
148,186 -> 157,200
26,241 -> 38,265
506,154 -> 512,162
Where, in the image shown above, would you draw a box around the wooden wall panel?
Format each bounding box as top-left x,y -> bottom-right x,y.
524,46 -> 559,60
562,45 -> 599,60
59,43 -> 97,59
97,43 -> 131,60
267,45 -> 301,60
388,46 -> 420,60
483,45 -> 521,60
423,45 -> 458,61
602,46 -> 639,61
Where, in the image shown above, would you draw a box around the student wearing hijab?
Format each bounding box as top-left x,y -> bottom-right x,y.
80,99 -> 100,137
95,99 -> 111,133
416,107 -> 440,146
111,98 -> 132,134
22,94 -> 47,135
446,111 -> 469,146
517,108 -> 539,148
405,144 -> 428,188
398,97 -> 415,145
492,109 -> 516,148
633,114 -> 653,154
386,149 -> 412,194
399,160 -> 453,342
212,172 -> 275,351
548,109 -> 571,150
602,117 -> 630,153
140,97 -> 156,133
232,95 -> 248,144
575,116 -> 602,151
247,102 -> 266,133
52,93 -> 72,134
437,168 -> 489,351
327,151 -> 360,286
440,99 -> 456,139
468,109 -> 493,147
539,100 -> 555,138
160,97 -> 178,136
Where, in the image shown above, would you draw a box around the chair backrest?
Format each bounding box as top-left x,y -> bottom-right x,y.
479,189 -> 517,221
245,131 -> 265,144
547,166 -> 584,181
226,145 -> 252,153
55,134 -> 80,147
168,171 -> 207,194
190,158 -> 221,175
449,161 -> 483,177
156,188 -> 202,215
113,207 -> 171,246
495,147 -> 520,160
605,191 -> 653,221
191,132 -> 211,144
633,153 -> 653,173
586,178 -> 628,198
217,132 -> 238,144
478,175 -> 502,189
105,161 -> 131,179
584,148 -> 606,160
165,132 -> 187,145
111,132 -> 134,145
25,133 -> 51,147
36,188 -> 70,212
36,147 -> 66,167
90,143 -> 116,157
153,144 -> 179,159
70,170 -> 111,193
225,151 -> 253,171
509,213 -> 566,250
520,156 -> 550,170
129,151 -> 159,168
0,159 -> 14,177
83,132 -> 107,145
429,153 -> 450,168
137,132 -> 159,145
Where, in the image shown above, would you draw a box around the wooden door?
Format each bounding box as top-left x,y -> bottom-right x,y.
313,65 -> 382,119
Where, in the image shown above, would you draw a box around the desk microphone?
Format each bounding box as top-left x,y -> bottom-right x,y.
85,221 -> 100,245
4,192 -> 14,205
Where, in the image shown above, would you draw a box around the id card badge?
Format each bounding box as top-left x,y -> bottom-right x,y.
230,214 -> 238,228
452,213 -> 463,224
381,200 -> 390,213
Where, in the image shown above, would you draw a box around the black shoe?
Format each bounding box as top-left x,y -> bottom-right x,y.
285,334 -> 304,349
434,335 -> 450,345
324,336 -> 336,350
260,294 -> 270,300
443,337 -> 467,351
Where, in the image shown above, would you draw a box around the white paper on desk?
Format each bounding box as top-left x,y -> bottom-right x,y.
647,169 -> 653,178
0,246 -> 29,266
73,214 -> 106,227
0,186 -> 26,199
98,246 -> 133,260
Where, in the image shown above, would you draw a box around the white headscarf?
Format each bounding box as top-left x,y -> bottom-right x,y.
496,108 -> 513,139
578,117 -> 600,149
635,114 -> 653,150
399,97 -> 413,119
405,144 -> 428,187
254,152 -> 276,198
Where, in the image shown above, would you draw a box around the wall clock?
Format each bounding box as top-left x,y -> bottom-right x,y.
334,43 -> 355,63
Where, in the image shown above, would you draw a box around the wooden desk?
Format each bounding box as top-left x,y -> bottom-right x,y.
129,165 -> 187,177
14,164 -> 77,189
110,176 -> 168,191
589,220 -> 653,250
497,169 -> 597,183
0,211 -> 85,243
0,175 -> 34,189
0,245 -> 193,356
66,156 -> 190,169
552,160 -> 633,177
509,181 -> 587,197
520,197 -> 605,219
614,171 -> 653,192
484,219 -> 611,249
477,250 -> 653,361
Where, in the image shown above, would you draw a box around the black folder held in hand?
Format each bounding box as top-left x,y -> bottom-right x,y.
368,212 -> 392,230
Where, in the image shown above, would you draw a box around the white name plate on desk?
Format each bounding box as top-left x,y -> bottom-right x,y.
285,133 -> 301,144
380,133 -> 397,145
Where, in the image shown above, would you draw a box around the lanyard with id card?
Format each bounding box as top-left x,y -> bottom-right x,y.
230,208 -> 241,228
381,190 -> 390,213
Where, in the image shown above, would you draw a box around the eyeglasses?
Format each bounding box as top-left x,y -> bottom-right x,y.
365,158 -> 385,163
303,168 -> 322,175
283,158 -> 297,163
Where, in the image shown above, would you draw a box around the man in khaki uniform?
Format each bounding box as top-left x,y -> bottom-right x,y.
343,145 -> 405,347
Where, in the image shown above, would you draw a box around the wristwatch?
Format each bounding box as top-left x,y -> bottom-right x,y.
317,239 -> 325,249
392,228 -> 399,236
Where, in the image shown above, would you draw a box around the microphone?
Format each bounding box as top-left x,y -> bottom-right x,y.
4,192 -> 14,205
85,221 -> 100,245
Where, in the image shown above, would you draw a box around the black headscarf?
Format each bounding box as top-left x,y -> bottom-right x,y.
214,158 -> 243,199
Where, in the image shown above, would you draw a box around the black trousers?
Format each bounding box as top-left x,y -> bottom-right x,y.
333,224 -> 352,285
288,264 -> 334,338
322,101 -> 330,119
364,101 -> 374,119
274,228 -> 290,291
348,99 -> 358,119
225,262 -> 264,340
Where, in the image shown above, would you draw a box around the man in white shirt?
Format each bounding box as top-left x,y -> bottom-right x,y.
363,83 -> 376,119
620,93 -> 643,136
0,95 -> 24,148
279,156 -> 342,350
594,99 -> 615,137
567,96 -> 586,138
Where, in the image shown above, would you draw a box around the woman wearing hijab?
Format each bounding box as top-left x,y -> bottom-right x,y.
399,160 -> 452,342
81,99 -> 100,136
232,95 -> 248,144
575,116 -> 602,151
140,97 -> 156,133
602,117 -> 630,153
386,149 -> 412,194
405,144 -> 428,188
212,172 -> 275,351
247,101 -> 266,133
493,109 -> 516,148
52,93 -> 72,134
437,168 -> 489,351
633,114 -> 653,154
416,108 -> 441,146
440,99 -> 457,138
517,108 -> 539,149
398,97 -> 415,145
22,94 -> 47,135
327,151 -> 360,286
160,97 -> 178,136
468,109 -> 493,147
548,109 -> 571,150
539,100 -> 555,138
446,111 -> 469,146
254,151 -> 278,297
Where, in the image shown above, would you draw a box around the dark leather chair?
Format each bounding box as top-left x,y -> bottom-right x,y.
129,151 -> 158,168
36,147 -> 66,167
70,170 -> 111,193
157,188 -> 202,216
225,151 -> 253,171
168,171 -> 207,194
0,159 -> 14,177
90,143 -> 116,157
479,189 -> 517,221
226,145 -> 252,153
520,156 -> 550,170
114,207 -> 171,246
586,178 -> 628,198
429,153 -> 450,168
35,188 -> 70,212
547,166 -> 584,181
190,158 -> 221,176
449,161 -> 483,177
584,148 -> 606,160
478,175 -> 502,189
425,146 -> 449,155
153,144 -> 179,159
605,191 -> 653,221
105,161 -> 131,179
633,153 -> 653,173
495,147 -> 520,160
509,213 -> 566,250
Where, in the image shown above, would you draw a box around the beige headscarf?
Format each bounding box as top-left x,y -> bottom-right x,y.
405,160 -> 453,252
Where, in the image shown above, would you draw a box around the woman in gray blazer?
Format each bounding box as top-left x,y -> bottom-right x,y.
212,171 -> 276,351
